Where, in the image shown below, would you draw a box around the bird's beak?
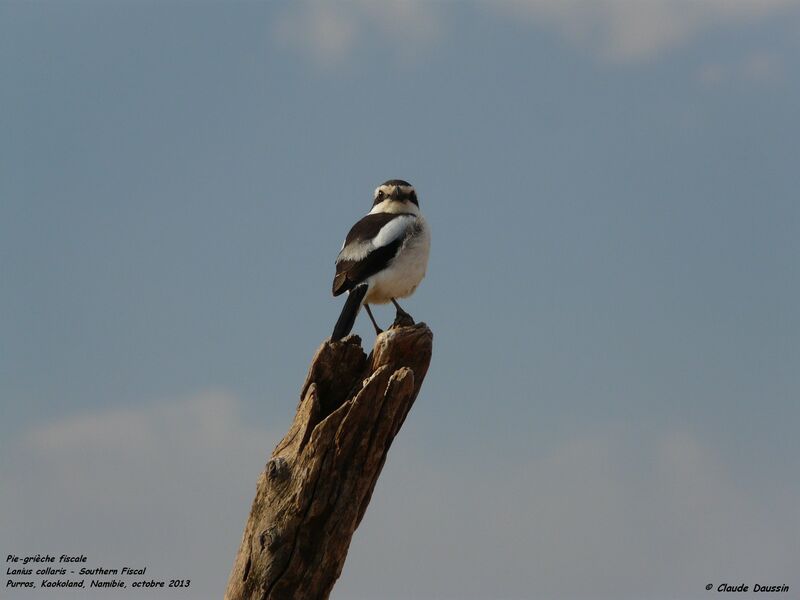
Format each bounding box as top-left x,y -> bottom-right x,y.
390,186 -> 400,200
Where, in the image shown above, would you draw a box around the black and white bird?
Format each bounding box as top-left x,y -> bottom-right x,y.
331,179 -> 430,341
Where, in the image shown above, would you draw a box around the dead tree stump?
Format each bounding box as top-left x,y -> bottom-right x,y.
224,322 -> 433,600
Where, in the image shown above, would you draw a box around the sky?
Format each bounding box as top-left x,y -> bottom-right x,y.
1,1 -> 799,599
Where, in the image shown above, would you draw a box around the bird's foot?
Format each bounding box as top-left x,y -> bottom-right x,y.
392,311 -> 415,328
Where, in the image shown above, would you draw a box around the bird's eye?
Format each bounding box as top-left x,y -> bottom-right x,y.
376,190 -> 385,200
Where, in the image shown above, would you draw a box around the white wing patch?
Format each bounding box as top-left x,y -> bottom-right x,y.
337,215 -> 415,263
338,241 -> 370,262
374,215 -> 414,248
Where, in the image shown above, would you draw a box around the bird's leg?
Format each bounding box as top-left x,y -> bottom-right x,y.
364,304 -> 383,335
391,298 -> 415,327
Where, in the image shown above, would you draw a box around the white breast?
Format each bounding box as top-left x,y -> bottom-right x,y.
365,216 -> 430,304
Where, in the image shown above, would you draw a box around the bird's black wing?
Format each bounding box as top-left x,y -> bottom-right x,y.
332,212 -> 415,296
341,212 -> 398,247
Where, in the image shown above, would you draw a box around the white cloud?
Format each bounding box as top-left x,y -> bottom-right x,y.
3,398 -> 798,600
273,4 -> 359,66
272,0 -> 440,67
492,0 -> 800,63
275,1 -> 799,66
1,391 -> 277,600
697,50 -> 784,86
337,426 -> 800,599
740,50 -> 784,82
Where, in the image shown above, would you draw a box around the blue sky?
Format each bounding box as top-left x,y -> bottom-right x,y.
2,2 -> 799,599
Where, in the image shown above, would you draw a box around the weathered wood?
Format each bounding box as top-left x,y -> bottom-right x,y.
224,322 -> 433,600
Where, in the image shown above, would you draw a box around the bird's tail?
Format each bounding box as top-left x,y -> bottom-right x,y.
331,284 -> 368,341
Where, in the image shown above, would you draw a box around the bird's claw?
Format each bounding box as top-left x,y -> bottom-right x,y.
392,311 -> 415,328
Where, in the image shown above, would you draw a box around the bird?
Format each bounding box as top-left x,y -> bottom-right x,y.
331,179 -> 430,341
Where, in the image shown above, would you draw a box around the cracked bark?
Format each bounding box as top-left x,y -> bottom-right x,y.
224,322 -> 433,600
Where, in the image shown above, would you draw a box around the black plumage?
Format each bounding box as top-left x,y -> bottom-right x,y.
331,213 -> 414,296
329,179 -> 428,341
331,284 -> 368,340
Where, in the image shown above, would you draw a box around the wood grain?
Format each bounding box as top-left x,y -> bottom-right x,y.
224,322 -> 433,600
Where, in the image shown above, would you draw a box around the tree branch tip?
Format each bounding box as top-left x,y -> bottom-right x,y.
325,322 -> 432,352
326,333 -> 362,346
225,322 -> 433,600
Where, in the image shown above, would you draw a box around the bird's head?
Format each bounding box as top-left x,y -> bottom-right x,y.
369,179 -> 420,215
